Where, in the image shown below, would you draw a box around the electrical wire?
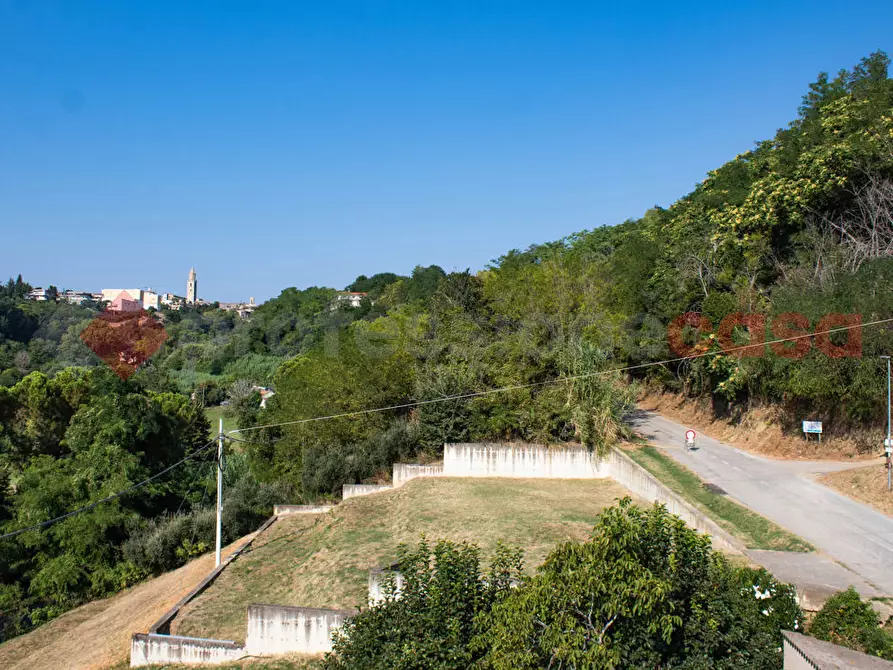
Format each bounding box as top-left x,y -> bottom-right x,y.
175,447 -> 218,515
0,438 -> 218,541
230,315 -> 893,436
5,314 -> 888,540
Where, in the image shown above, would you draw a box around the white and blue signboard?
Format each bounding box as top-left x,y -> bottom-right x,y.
802,421 -> 823,435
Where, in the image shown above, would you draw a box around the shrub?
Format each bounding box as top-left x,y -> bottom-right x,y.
478,499 -> 800,669
810,587 -> 893,659
324,538 -> 523,669
124,471 -> 294,574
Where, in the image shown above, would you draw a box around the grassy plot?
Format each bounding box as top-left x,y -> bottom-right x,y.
205,405 -> 237,436
171,476 -> 635,644
624,446 -> 813,553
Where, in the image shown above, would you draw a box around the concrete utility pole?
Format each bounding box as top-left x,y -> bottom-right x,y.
883,356 -> 892,492
216,417 -> 224,566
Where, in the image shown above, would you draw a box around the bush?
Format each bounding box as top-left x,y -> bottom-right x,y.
301,421 -> 421,497
324,538 -> 523,669
478,499 -> 800,669
124,469 -> 295,574
810,587 -> 893,659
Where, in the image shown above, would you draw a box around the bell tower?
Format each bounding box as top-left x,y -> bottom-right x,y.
186,266 -> 197,304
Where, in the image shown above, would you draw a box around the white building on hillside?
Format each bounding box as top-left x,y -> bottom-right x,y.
60,290 -> 93,304
332,291 -> 369,309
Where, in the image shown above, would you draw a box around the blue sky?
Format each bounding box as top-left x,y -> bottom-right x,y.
2,1 -> 892,302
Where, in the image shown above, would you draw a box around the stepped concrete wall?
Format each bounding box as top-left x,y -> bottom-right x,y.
130,633 -> 243,666
392,463 -> 444,487
274,504 -> 334,516
444,442 -> 609,479
245,604 -> 356,655
368,567 -> 405,604
342,484 -> 392,499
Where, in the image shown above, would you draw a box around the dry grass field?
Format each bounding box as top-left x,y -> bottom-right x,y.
0,535 -> 259,670
819,463 -> 893,516
171,476 -> 635,644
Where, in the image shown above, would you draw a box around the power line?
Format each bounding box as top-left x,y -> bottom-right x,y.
231,315 -> 892,436
6,315 -> 884,540
0,439 -> 218,541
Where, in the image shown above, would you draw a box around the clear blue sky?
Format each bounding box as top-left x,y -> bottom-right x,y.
2,1 -> 892,302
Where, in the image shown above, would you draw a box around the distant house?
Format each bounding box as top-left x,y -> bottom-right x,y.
60,290 -> 93,305
219,297 -> 258,318
256,386 -> 275,409
331,291 -> 369,310
26,287 -> 49,301
160,293 -> 185,310
101,288 -> 160,311
107,291 -> 143,313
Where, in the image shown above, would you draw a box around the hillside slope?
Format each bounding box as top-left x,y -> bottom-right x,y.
0,534 -> 259,670
171,477 -> 635,644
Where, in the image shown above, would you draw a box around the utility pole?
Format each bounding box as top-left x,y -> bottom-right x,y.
883,356 -> 892,492
215,417 -> 224,567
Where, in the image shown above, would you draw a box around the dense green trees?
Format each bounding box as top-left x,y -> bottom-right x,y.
479,500 -> 799,669
325,501 -> 801,669
2,50 -> 893,645
0,369 -> 214,640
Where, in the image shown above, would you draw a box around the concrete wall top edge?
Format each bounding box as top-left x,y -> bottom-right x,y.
248,603 -> 358,617
132,633 -> 242,649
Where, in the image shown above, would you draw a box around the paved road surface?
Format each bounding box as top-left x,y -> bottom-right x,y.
629,410 -> 893,595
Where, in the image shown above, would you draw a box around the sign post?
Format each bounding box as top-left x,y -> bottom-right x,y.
685,429 -> 696,452
802,420 -> 823,445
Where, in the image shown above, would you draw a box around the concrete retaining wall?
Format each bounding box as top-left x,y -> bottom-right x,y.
607,448 -> 745,555
342,484 -> 392,499
392,463 -> 444,487
444,442 -> 609,479
274,504 -> 334,516
130,633 -> 243,666
245,604 -> 356,654
149,515 -> 278,634
368,567 -> 405,604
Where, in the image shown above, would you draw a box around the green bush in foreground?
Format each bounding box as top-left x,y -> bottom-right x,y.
810,587 -> 893,659
325,499 -> 801,669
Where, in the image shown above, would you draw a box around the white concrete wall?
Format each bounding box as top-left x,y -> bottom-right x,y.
368,568 -> 405,604
607,449 -> 744,555
274,504 -> 334,516
245,604 -> 356,655
130,633 -> 243,666
392,463 -> 444,487
443,443 -> 609,479
342,484 -> 392,499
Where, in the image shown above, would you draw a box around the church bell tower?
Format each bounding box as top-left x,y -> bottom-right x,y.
186,266 -> 197,304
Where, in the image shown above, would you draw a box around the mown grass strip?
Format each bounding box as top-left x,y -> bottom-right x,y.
625,446 -> 813,553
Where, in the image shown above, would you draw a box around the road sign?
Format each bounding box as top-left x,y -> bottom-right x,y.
802,421 -> 823,434
685,429 -> 696,443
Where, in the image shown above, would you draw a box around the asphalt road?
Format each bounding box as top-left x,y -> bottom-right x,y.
629,410 -> 893,595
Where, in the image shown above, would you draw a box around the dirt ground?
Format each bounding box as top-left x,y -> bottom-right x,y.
0,534 -> 258,670
639,390 -> 879,462
819,463 -> 893,517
